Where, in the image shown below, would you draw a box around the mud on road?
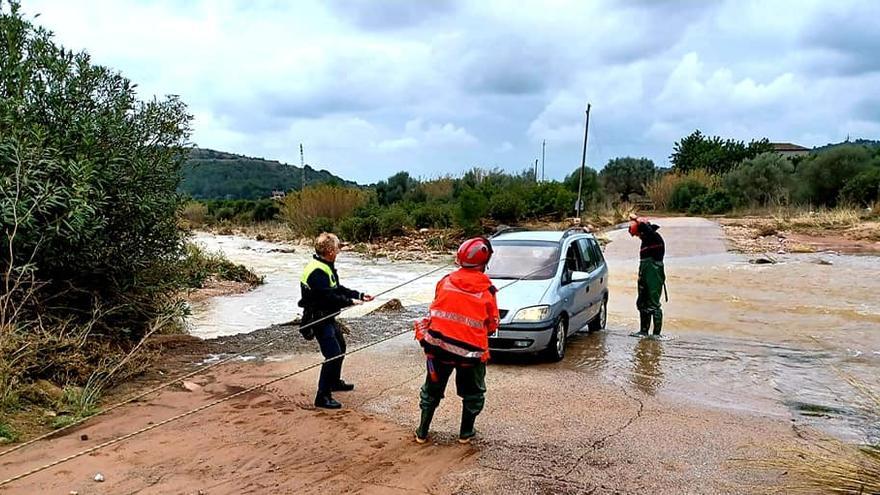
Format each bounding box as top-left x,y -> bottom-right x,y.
3,217 -> 879,494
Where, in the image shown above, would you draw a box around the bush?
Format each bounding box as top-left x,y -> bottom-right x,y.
489,192 -> 525,223
644,170 -> 717,210
181,201 -> 209,227
794,146 -> 874,206
214,207 -> 236,221
308,217 -> 337,237
723,152 -> 794,207
598,157 -> 656,202
524,183 -> 577,219
454,188 -> 489,233
281,184 -> 367,235
840,168 -> 880,207
252,200 -> 280,222
338,216 -> 379,242
411,203 -> 452,229
669,180 -> 709,211
378,207 -> 411,237
687,190 -> 733,215
0,3 -> 191,343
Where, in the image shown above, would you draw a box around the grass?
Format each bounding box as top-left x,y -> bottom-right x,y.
644,170 -> 719,211
182,242 -> 264,289
51,382 -> 100,429
0,421 -> 18,443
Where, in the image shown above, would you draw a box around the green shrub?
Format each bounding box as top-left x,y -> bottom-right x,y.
214,207 -> 236,221
489,192 -> 525,223
308,217 -> 337,237
723,152 -> 794,207
794,146 -> 874,206
0,2 -> 191,350
525,183 -> 576,218
181,201 -> 210,227
411,203 -> 452,228
840,168 -> 880,206
338,216 -> 380,242
454,188 -> 489,233
0,422 -> 18,443
669,180 -> 709,211
688,190 -> 733,215
378,207 -> 411,237
252,200 -> 280,222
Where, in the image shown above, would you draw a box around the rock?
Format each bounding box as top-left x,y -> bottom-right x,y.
69,491 -> 79,495
372,299 -> 405,313
80,434 -> 89,441
419,228 -> 429,233
815,258 -> 834,266
94,473 -> 105,482
182,381 -> 202,392
255,234 -> 266,241
268,247 -> 296,254
750,256 -> 777,265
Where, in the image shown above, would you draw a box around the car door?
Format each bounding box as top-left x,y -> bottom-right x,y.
577,238 -> 606,321
560,240 -> 591,332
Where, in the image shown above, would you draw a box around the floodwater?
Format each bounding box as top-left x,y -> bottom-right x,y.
189,220 -> 880,443
186,233 -> 451,339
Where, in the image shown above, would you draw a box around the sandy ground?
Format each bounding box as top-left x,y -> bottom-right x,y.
0,218 -> 821,494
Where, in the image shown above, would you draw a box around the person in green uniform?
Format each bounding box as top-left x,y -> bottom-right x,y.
628,217 -> 666,336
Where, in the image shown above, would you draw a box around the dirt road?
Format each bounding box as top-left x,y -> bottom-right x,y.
4,217 -> 877,494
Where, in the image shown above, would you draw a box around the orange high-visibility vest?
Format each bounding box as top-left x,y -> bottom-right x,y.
415,269 -> 499,362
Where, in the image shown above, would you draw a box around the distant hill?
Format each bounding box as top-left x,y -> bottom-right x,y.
813,139 -> 880,152
179,148 -> 356,200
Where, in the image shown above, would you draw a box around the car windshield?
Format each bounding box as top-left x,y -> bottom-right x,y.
485,241 -> 559,280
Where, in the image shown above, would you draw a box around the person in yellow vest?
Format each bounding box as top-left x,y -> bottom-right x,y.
298,233 -> 373,409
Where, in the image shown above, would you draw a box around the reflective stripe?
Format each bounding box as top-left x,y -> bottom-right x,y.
430,309 -> 484,330
440,279 -> 483,299
300,259 -> 337,289
421,332 -> 484,359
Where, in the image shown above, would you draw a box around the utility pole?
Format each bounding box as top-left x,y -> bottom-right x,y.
576,103 -> 592,218
541,139 -> 546,182
299,143 -> 305,191
534,159 -> 539,182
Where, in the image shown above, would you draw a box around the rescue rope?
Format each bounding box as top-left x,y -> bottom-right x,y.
0,259 -> 560,488
0,263 -> 453,460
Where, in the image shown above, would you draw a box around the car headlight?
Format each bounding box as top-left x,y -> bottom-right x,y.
512,305 -> 551,322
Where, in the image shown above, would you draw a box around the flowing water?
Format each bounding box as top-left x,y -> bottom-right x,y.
189,221 -> 880,442
186,233 -> 451,339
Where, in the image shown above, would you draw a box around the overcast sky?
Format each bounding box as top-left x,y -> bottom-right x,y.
23,0 -> 880,183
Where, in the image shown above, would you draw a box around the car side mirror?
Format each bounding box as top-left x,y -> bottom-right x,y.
571,270 -> 591,282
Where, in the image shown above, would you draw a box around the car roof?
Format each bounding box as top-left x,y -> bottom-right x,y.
491,230 -> 594,243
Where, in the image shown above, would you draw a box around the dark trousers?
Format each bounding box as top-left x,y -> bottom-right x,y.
419,358 -> 486,416
315,322 -> 346,394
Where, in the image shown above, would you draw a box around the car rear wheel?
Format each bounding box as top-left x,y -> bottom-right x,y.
545,318 -> 567,362
588,297 -> 608,332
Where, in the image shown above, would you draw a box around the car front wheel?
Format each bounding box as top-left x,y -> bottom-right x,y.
545,318 -> 567,362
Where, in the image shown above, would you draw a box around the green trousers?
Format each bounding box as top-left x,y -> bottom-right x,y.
636,259 -> 665,335
417,358 -> 486,439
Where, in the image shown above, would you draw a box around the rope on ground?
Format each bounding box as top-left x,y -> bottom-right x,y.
0,326 -> 413,488
0,263 -> 452,460
0,258 -> 558,488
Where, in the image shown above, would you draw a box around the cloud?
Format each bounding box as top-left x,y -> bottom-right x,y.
20,0 -> 880,182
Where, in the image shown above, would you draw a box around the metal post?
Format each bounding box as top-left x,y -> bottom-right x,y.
534,159 -> 539,182
541,139 -> 546,182
300,143 -> 305,191
576,103 -> 591,218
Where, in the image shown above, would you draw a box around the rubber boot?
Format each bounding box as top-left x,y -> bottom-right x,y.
459,408 -> 478,443
638,311 -> 651,335
415,407 -> 435,443
651,309 -> 663,336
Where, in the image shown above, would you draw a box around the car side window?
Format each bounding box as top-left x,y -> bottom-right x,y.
589,239 -> 605,269
563,242 -> 585,278
577,238 -> 599,272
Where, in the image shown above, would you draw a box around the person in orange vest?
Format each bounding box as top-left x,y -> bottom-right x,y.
413,237 -> 499,444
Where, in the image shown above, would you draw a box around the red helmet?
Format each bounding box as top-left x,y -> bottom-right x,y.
629,217 -> 648,236
456,237 -> 493,268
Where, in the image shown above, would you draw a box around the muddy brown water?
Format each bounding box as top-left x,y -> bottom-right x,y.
193,221 -> 880,445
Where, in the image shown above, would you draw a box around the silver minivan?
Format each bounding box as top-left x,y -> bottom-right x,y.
486,228 -> 609,361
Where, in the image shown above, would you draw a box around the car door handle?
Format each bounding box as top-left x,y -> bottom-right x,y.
585,285 -> 590,292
